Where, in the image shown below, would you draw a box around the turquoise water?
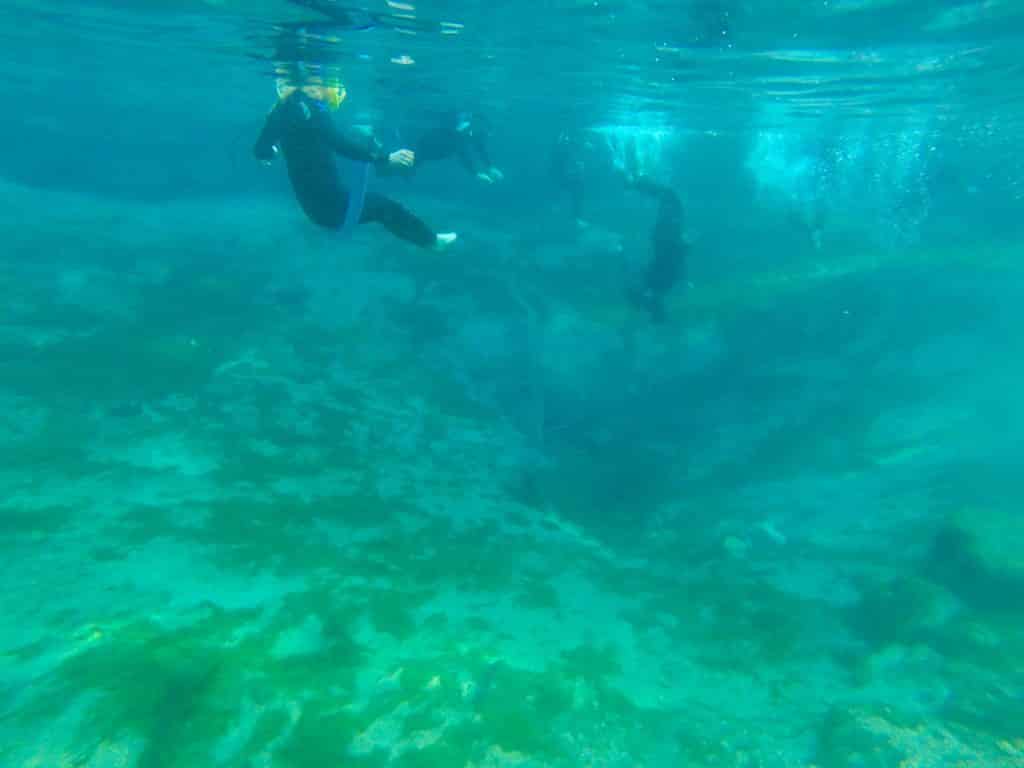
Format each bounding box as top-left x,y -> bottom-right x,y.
1,1 -> 1023,766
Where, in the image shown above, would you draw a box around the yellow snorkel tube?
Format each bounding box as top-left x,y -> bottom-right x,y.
321,78 -> 347,110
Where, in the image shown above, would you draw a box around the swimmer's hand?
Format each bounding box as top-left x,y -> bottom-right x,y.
254,144 -> 279,165
389,149 -> 415,169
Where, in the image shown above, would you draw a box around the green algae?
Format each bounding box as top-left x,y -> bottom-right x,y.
927,510 -> 1024,612
12,590 -> 367,766
846,576 -> 945,649
42,619 -> 243,767
560,642 -> 622,682
397,738 -> 474,768
274,705 -> 365,768
359,519 -> 515,594
0,503 -> 75,537
633,573 -> 818,673
816,705 -> 911,768
244,706 -> 292,753
517,576 -> 562,613
366,588 -> 423,640
100,492 -> 390,579
532,442 -> 676,545
476,664 -> 569,757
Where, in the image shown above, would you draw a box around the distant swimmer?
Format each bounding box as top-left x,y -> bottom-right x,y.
628,176 -> 688,322
690,0 -> 735,47
410,109 -> 503,184
254,74 -> 457,251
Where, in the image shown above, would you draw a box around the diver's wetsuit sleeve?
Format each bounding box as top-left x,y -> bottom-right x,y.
454,131 -> 491,175
253,104 -> 283,161
323,118 -> 390,169
471,133 -> 493,169
454,143 -> 481,175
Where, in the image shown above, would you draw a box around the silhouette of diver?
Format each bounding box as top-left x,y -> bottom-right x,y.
253,81 -> 456,250
628,176 -> 687,322
412,110 -> 503,183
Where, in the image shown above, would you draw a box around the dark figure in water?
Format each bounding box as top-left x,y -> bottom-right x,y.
412,110 -> 503,183
550,130 -> 586,224
629,176 -> 687,322
254,85 -> 457,250
691,0 -> 734,47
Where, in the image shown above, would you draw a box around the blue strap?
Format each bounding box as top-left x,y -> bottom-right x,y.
338,158 -> 372,237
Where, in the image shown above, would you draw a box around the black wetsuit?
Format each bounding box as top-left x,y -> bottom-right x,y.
631,177 -> 687,322
254,91 -> 435,247
413,111 -> 493,177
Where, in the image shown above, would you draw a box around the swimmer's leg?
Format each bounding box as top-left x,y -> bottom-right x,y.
360,192 -> 455,251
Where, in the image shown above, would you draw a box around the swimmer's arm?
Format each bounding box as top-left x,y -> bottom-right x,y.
253,104 -> 283,162
455,142 -> 484,175
327,122 -> 390,167
328,122 -> 417,174
470,131 -> 493,169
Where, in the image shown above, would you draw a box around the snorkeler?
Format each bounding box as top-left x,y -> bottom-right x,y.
690,0 -> 734,47
410,110 -> 503,184
628,176 -> 688,322
550,129 -> 587,226
253,77 -> 457,251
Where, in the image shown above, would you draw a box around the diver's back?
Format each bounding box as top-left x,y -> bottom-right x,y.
277,96 -> 348,229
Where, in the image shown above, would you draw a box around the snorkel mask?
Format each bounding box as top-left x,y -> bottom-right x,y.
321,80 -> 347,109
274,66 -> 347,111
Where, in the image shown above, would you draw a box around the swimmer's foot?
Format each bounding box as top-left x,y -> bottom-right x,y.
433,232 -> 458,252
487,167 -> 504,181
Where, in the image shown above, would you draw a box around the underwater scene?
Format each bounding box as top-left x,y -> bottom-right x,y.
1,0 -> 1023,765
